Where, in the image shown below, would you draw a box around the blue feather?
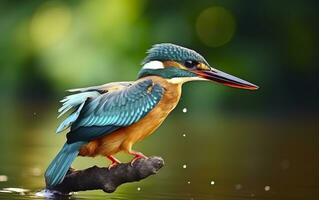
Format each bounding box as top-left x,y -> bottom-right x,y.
45,142 -> 86,187
66,79 -> 164,143
56,91 -> 100,133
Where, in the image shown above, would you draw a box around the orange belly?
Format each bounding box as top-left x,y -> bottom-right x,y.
78,76 -> 182,157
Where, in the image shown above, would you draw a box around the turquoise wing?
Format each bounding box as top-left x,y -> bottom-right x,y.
66,79 -> 164,143
56,81 -> 133,133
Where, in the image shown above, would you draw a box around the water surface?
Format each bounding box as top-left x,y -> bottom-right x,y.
0,111 -> 318,199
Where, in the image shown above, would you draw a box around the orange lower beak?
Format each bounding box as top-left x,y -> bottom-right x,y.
195,68 -> 259,90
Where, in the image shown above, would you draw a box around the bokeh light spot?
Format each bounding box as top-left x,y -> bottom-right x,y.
196,6 -> 236,47
29,2 -> 72,49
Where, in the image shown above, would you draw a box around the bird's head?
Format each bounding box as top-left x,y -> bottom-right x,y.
138,43 -> 258,90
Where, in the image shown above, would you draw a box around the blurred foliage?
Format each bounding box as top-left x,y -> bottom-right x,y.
0,0 -> 318,117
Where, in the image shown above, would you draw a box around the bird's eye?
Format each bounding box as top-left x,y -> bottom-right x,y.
184,60 -> 199,69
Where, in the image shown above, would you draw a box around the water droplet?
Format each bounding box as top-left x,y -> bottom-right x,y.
264,185 -> 270,191
0,175 -> 8,182
137,187 -> 141,191
31,167 -> 42,176
210,180 -> 215,185
235,184 -> 242,190
182,108 -> 187,113
280,159 -> 290,170
183,164 -> 187,169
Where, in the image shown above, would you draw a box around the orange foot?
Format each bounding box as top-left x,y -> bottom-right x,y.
129,151 -> 148,166
107,155 -> 121,170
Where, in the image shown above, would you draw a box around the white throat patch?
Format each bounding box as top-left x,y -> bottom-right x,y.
142,61 -> 164,70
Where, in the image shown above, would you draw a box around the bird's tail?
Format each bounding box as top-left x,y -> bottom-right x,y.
44,141 -> 85,187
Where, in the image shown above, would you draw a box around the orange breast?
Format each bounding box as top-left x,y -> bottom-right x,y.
79,76 -> 182,157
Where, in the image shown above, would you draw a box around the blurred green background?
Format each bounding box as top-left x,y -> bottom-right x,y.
0,0 -> 318,199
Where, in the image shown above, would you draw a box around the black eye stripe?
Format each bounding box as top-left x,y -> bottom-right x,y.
184,60 -> 199,68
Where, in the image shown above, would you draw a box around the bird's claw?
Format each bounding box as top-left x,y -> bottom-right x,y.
106,155 -> 121,170
108,162 -> 120,170
130,154 -> 148,167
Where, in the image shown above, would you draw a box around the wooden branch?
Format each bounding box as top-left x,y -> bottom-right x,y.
44,156 -> 164,196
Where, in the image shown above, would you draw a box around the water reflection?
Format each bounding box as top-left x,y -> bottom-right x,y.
0,113 -> 318,199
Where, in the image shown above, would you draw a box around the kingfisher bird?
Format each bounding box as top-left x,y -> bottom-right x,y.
45,43 -> 258,187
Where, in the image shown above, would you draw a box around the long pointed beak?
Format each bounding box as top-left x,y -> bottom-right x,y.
195,68 -> 259,90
